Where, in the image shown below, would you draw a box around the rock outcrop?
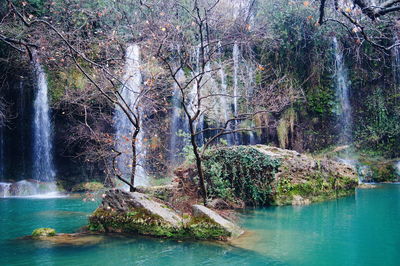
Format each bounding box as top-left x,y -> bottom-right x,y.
89,189 -> 242,241
192,205 -> 243,238
256,145 -> 359,205
100,189 -> 182,227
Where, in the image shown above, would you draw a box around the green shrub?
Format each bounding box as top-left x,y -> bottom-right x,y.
202,147 -> 281,206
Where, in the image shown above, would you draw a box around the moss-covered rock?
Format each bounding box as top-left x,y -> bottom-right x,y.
32,228 -> 56,237
88,190 -> 241,241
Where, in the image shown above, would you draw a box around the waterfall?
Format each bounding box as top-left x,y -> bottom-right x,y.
114,44 -> 148,187
32,56 -> 56,181
218,58 -> 234,146
333,37 -> 352,145
18,79 -> 26,178
169,69 -> 186,163
246,63 -> 257,145
232,43 -> 240,145
233,43 -> 239,118
188,45 -> 205,146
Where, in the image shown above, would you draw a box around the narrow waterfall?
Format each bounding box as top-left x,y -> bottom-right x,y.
189,45 -> 205,146
219,59 -> 234,145
333,37 -> 352,145
114,44 -> 148,187
18,79 -> 26,178
233,43 -> 240,144
246,63 -> 257,145
169,69 -> 186,163
233,43 -> 239,118
32,56 -> 56,182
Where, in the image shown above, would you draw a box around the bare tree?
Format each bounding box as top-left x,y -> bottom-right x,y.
147,0 -> 297,203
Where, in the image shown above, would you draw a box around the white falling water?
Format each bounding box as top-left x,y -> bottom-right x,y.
169,69 -> 186,163
219,60 -> 234,145
187,45 -> 205,146
246,63 -> 257,145
114,44 -> 148,187
232,43 -> 241,144
333,37 -> 352,145
233,43 -> 240,118
32,57 -> 56,182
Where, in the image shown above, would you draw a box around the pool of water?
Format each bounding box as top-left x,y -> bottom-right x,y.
0,184 -> 399,265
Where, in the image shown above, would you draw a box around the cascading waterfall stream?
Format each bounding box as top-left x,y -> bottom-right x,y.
218,58 -> 234,146
114,44 -> 148,187
333,37 -> 353,145
233,43 -> 240,144
18,79 -> 26,178
188,45 -> 205,146
233,43 -> 239,118
169,69 -> 186,163
32,56 -> 56,182
246,63 -> 257,145
0,56 -> 62,197
332,38 -> 366,183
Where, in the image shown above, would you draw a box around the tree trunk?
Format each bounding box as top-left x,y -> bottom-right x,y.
189,120 -> 207,205
130,128 -> 140,192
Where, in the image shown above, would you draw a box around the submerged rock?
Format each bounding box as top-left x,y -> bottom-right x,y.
27,232 -> 104,246
89,189 -> 242,240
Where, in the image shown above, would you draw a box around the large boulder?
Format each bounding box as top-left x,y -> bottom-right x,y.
101,189 -> 182,227
192,205 -> 244,238
89,189 -> 242,240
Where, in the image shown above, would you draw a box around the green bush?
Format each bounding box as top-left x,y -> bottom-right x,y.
202,147 -> 281,206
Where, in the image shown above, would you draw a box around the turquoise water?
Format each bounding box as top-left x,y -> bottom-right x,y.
0,185 -> 399,265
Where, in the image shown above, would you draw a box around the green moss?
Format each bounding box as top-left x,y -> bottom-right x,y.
273,174 -> 357,205
32,228 -> 56,237
89,207 -> 182,237
47,65 -> 88,103
186,216 -> 230,240
89,208 -> 230,240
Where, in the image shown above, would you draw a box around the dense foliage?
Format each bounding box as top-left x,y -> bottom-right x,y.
203,147 -> 281,206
